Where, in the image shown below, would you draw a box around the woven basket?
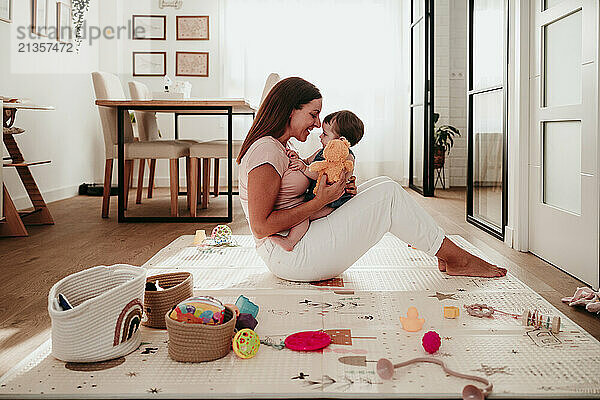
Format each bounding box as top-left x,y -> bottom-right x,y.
166,306 -> 236,363
48,264 -> 146,363
144,272 -> 194,329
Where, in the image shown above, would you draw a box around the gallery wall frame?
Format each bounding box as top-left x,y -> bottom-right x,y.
31,0 -> 49,37
56,1 -> 72,43
132,15 -> 167,40
176,51 -> 209,77
0,0 -> 12,23
176,15 -> 209,40
133,51 -> 167,77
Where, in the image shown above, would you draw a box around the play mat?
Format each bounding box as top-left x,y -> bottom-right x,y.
0,234 -> 599,398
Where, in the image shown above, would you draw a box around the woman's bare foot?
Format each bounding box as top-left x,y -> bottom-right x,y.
269,235 -> 295,252
435,237 -> 507,278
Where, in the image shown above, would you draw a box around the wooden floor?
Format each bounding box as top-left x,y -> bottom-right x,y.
0,187 -> 598,377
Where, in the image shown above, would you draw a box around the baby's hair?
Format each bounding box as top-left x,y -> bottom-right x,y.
322,111 -> 339,126
330,110 -> 364,147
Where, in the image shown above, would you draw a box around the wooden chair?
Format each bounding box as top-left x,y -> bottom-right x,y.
92,72 -> 190,218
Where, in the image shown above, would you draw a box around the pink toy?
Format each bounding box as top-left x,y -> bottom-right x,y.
285,331 -> 331,351
422,331 -> 441,354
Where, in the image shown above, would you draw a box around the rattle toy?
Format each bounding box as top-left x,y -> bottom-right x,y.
464,304 -> 560,333
233,329 -> 260,359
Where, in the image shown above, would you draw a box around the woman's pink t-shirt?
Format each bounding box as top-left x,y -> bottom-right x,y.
238,136 -> 310,241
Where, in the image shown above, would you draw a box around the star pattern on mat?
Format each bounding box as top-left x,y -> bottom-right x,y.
474,364 -> 512,376
429,292 -> 458,301
127,372 -> 137,377
147,387 -> 162,394
291,372 -> 309,380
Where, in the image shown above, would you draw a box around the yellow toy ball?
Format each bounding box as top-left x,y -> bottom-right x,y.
232,329 -> 260,359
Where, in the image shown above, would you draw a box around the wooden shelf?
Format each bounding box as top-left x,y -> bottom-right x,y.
3,160 -> 51,167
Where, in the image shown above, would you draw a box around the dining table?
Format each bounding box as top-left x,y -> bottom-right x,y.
93,99 -> 255,223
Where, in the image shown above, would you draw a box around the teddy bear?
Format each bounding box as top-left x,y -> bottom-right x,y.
308,137 -> 354,195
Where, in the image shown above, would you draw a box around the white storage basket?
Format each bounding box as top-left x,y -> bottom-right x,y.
48,264 -> 146,362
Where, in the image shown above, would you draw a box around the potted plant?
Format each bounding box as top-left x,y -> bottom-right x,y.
432,112 -> 461,169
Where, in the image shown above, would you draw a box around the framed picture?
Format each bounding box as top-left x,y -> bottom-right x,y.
176,16 -> 209,40
133,52 -> 167,77
176,52 -> 209,77
56,1 -> 72,43
31,0 -> 48,36
0,0 -> 12,23
132,15 -> 166,40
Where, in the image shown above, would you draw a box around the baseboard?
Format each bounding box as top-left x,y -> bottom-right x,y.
11,184 -> 80,210
504,225 -> 514,248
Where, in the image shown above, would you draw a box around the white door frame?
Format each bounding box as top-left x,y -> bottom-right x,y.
507,0 -> 531,252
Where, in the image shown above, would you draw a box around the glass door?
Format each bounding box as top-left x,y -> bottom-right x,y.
409,0 -> 435,196
466,0 -> 507,239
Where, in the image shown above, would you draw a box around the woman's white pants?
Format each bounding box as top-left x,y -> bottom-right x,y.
256,176 -> 445,282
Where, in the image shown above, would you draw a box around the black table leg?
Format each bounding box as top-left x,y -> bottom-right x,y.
118,106 -> 125,222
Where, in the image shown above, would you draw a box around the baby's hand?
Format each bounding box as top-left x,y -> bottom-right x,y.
286,149 -> 299,159
289,158 -> 307,172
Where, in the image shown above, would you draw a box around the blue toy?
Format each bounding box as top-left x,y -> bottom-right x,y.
235,295 -> 259,318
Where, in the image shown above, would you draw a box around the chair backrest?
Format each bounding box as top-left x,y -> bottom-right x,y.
259,73 -> 281,108
91,71 -> 134,159
128,81 -> 160,142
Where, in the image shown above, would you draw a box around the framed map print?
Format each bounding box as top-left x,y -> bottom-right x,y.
176,16 -> 209,40
176,52 -> 208,77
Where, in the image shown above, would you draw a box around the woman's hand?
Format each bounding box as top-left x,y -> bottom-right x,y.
289,158 -> 307,172
345,175 -> 357,195
314,171 -> 346,207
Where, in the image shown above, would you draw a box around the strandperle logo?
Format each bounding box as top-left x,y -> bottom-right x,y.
16,20 -> 152,46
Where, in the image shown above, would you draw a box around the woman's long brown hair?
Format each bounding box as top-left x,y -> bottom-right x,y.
237,77 -> 321,163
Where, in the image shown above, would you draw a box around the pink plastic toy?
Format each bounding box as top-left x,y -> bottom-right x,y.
285,331 -> 331,351
422,331 -> 441,354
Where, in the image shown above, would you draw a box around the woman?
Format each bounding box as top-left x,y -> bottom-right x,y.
237,77 -> 506,282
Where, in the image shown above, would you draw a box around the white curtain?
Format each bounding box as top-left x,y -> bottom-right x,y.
221,0 -> 410,183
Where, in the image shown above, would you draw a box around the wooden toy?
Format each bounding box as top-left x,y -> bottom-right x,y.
443,306 -> 460,319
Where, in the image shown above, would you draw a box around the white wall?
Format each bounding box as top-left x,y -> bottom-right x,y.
98,0 -> 241,188
0,0 -> 103,209
434,0 -> 468,189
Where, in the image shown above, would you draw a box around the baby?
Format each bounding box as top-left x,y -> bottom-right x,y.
269,110 -> 364,251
